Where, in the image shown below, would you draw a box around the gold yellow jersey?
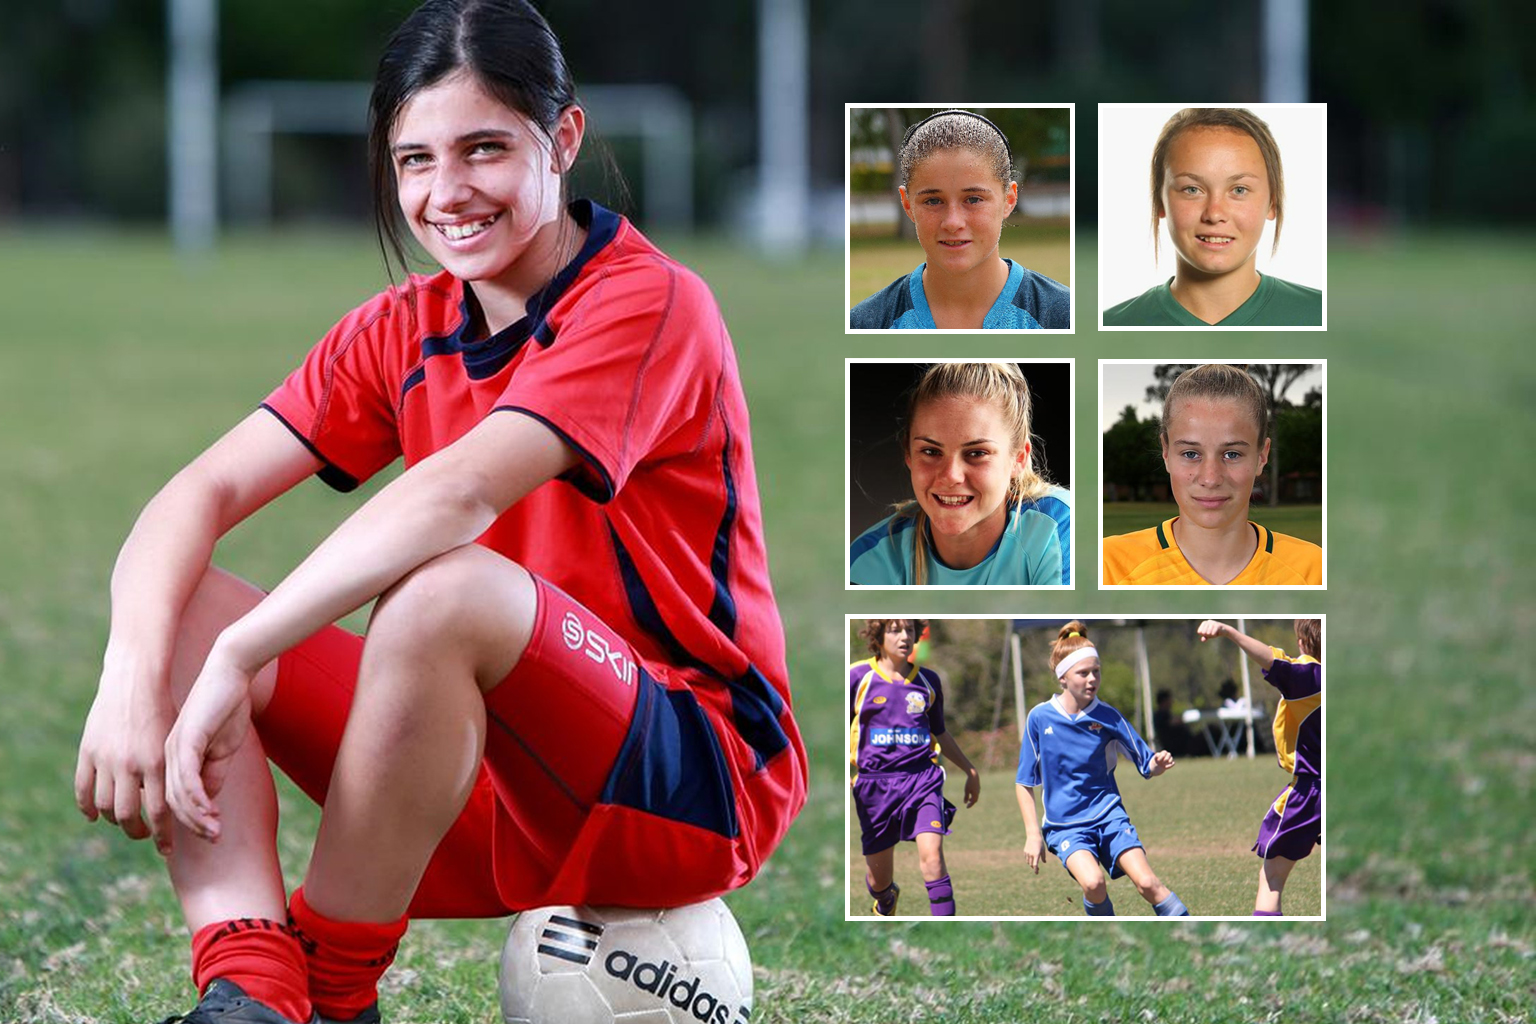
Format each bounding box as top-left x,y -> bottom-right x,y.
1103,518 -> 1322,586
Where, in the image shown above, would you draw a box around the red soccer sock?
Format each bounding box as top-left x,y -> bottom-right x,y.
191,918 -> 312,1023
288,886 -> 409,1021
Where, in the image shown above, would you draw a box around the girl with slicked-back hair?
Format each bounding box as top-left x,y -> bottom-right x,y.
1103,107 -> 1322,327
75,2 -> 806,1020
850,109 -> 1070,330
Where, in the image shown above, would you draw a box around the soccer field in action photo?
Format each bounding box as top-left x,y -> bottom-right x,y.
1,231 -> 1533,1022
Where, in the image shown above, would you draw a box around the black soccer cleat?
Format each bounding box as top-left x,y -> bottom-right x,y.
157,979 -> 319,1024
871,881 -> 901,917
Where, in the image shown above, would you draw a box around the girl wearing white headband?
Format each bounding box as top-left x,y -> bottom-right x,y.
1014,621 -> 1191,916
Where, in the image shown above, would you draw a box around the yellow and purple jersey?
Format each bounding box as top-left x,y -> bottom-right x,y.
1102,518 -> 1322,586
1264,650 -> 1321,778
848,658 -> 945,780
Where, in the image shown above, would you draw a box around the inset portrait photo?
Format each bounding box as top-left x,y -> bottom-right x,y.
1098,103 -> 1326,330
847,105 -> 1074,332
848,360 -> 1073,588
1099,360 -> 1326,588
846,615 -> 1325,920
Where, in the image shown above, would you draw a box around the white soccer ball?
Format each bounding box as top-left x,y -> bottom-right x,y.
499,899 -> 753,1024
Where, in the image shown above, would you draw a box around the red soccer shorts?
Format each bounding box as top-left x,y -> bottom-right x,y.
256,574 -> 757,916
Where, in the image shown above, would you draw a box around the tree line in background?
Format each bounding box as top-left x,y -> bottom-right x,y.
1103,364 -> 1322,506
1,0 -> 1530,226
850,618 -> 1299,763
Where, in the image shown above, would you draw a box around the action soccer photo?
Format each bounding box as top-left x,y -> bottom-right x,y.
846,616 -> 1324,920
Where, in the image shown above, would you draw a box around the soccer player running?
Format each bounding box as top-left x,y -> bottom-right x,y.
850,620 -> 981,916
1198,618 -> 1321,916
1016,622 -> 1191,917
71,2 -> 807,1022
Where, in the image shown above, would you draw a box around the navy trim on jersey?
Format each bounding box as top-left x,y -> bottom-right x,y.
706,413 -> 739,638
259,403 -> 361,493
412,201 -> 625,381
1155,521 -> 1169,549
522,199 -> 622,349
1033,493 -> 1073,585
600,668 -> 739,838
398,364 -> 427,405
849,514 -> 915,564
1263,525 -> 1275,554
724,664 -> 790,771
494,405 -> 616,503
609,523 -> 791,771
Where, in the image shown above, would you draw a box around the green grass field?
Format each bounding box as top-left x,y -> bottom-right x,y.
848,759 -> 1321,919
1101,502 -> 1323,546
1,228 -> 1533,1022
849,220 -> 1071,307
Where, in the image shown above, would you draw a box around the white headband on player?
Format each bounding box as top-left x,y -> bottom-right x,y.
1055,646 -> 1100,678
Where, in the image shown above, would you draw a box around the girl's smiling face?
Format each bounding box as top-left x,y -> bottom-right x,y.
905,395 -> 1027,562
1160,127 -> 1274,279
1161,395 -> 1270,534
899,147 -> 1017,277
390,71 -> 581,288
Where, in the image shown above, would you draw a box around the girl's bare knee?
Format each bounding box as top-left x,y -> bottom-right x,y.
369,546 -> 537,690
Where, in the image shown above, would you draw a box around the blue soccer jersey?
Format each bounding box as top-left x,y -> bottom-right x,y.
849,489 -> 1072,586
849,659 -> 945,779
1016,696 -> 1157,828
850,259 -> 1071,330
1264,650 -> 1321,778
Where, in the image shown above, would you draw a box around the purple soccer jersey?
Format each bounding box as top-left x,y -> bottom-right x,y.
849,658 -> 946,777
1263,653 -> 1321,778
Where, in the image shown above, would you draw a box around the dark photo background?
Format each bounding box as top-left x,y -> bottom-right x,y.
848,360 -> 1072,538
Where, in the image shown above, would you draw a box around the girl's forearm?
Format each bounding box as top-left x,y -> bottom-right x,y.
1015,783 -> 1041,834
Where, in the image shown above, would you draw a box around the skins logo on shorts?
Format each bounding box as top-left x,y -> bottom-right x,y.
561,610 -> 637,686
604,950 -> 751,1024
536,915 -> 603,965
905,692 -> 927,714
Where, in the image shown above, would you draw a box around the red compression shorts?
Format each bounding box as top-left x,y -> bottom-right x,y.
256,574 -> 752,916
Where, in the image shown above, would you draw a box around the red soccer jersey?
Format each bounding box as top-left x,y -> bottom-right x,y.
262,201 -> 805,891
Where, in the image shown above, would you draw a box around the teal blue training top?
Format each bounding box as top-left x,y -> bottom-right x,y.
849,488 -> 1072,585
850,259 -> 1071,330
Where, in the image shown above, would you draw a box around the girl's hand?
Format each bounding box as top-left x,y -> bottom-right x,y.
1024,833 -> 1043,873
1149,749 -> 1176,777
74,661 -> 176,854
1196,619 -> 1228,642
163,644 -> 257,841
963,768 -> 981,808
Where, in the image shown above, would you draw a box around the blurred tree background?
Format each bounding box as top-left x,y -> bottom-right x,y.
2,0 -> 1531,229
849,618 -> 1300,770
1103,364 -> 1323,507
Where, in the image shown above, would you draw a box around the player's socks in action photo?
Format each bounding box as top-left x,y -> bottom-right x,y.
1253,910 -> 1283,917
1084,896 -> 1115,916
924,875 -> 956,916
869,880 -> 901,917
1153,892 -> 1191,917
188,920 -> 312,1023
